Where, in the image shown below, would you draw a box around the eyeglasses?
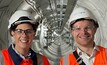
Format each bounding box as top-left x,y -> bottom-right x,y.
71,26 -> 95,32
14,29 -> 35,35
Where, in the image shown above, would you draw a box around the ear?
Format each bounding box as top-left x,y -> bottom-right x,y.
93,28 -> 97,34
11,31 -> 15,36
34,31 -> 38,36
71,30 -> 75,38
34,32 -> 36,36
33,32 -> 36,39
70,30 -> 73,35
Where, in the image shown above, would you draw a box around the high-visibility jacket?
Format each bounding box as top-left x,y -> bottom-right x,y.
60,46 -> 107,65
0,45 -> 50,65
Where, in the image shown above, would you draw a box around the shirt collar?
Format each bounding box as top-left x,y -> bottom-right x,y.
93,45 -> 100,51
12,44 -> 34,59
8,44 -> 37,65
12,44 -> 27,59
77,44 -> 100,56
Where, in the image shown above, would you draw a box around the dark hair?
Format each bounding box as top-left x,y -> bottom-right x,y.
9,16 -> 39,36
70,18 -> 99,29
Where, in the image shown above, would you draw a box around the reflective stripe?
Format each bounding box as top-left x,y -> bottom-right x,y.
106,48 -> 107,58
0,51 -> 4,65
1,49 -> 50,65
61,46 -> 107,65
63,54 -> 69,65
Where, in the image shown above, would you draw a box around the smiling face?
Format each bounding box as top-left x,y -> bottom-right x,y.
71,20 -> 97,47
11,23 -> 35,50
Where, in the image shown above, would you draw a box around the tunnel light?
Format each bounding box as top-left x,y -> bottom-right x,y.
53,31 -> 60,36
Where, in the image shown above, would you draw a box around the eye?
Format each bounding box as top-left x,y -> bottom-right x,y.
14,29 -> 34,35
85,26 -> 95,30
14,29 -> 23,33
72,27 -> 81,31
25,29 -> 34,34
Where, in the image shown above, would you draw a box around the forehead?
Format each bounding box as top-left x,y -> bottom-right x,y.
16,23 -> 33,29
73,20 -> 94,27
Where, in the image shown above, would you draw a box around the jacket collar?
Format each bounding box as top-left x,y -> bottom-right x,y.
8,44 -> 37,65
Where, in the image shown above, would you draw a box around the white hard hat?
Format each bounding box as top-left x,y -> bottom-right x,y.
68,7 -> 97,28
8,10 -> 35,29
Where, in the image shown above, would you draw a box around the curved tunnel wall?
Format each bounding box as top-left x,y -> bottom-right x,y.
0,0 -> 107,65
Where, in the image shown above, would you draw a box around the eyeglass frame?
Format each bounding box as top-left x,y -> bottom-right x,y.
13,29 -> 35,35
71,25 -> 96,32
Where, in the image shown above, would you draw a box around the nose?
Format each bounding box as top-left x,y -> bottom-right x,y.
21,31 -> 28,36
81,28 -> 87,31
80,28 -> 88,34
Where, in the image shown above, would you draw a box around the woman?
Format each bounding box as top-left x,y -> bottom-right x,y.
0,10 -> 50,65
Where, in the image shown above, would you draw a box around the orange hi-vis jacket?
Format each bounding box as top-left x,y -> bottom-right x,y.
60,46 -> 107,65
0,45 -> 50,65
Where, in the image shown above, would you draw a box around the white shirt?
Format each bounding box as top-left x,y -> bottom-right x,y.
77,45 -> 100,65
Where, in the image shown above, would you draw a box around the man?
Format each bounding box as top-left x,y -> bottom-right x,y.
60,7 -> 107,65
0,10 -> 50,65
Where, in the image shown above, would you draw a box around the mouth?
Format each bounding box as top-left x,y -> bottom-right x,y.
79,35 -> 90,40
20,39 -> 28,43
